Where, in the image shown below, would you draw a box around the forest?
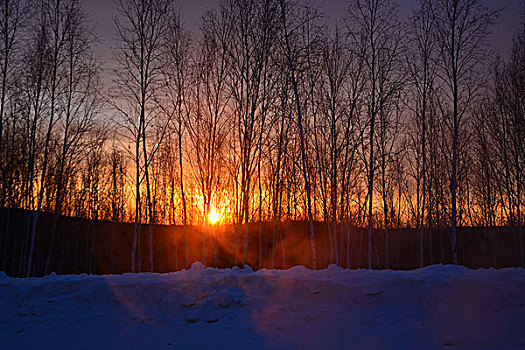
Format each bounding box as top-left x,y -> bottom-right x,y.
0,0 -> 523,276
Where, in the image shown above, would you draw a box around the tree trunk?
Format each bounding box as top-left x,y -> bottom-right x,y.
280,0 -> 316,269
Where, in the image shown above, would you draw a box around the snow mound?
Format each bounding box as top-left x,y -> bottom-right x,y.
0,265 -> 524,349
190,261 -> 205,270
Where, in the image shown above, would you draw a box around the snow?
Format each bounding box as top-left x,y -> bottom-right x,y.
1,265 -> 525,349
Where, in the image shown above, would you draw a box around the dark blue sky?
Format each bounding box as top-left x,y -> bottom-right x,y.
88,0 -> 523,82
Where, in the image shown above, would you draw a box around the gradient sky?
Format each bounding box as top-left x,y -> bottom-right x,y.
88,0 -> 523,83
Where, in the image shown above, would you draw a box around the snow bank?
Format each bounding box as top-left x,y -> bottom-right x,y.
1,265 -> 524,349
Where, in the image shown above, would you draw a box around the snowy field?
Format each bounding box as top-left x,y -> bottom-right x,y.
1,264 -> 525,350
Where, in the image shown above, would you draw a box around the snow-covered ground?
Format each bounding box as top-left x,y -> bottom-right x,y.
1,264 -> 524,350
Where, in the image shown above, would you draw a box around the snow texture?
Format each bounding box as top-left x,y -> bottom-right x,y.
1,264 -> 524,349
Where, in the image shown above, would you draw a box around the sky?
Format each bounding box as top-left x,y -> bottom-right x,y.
88,0 -> 524,84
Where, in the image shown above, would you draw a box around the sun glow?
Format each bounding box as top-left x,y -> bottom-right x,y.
208,208 -> 220,225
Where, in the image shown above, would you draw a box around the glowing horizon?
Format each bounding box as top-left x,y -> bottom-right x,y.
208,208 -> 220,225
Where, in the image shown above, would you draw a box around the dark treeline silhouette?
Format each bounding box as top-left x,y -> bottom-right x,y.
0,207 -> 523,277
0,0 -> 523,275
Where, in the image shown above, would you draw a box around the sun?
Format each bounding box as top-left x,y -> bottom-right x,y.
208,208 -> 220,225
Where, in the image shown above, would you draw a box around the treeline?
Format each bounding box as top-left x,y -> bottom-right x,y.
1,207 -> 522,277
0,0 -> 523,275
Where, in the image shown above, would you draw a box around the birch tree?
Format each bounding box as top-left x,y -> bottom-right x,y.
433,0 -> 499,264
0,0 -> 27,201
225,0 -> 277,264
279,0 -> 318,269
492,26 -> 525,264
162,7 -> 191,268
27,0 -> 88,277
187,6 -> 231,265
406,0 -> 436,267
346,0 -> 403,269
113,0 -> 173,272
44,8 -> 103,274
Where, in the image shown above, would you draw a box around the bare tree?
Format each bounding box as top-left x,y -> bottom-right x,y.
113,0 -> 173,272
0,0 -> 27,193
279,0 -> 318,269
267,52 -> 293,268
27,0 -> 89,277
162,7 -> 191,268
0,0 -> 28,271
313,25 -> 365,266
346,0 -> 403,269
433,0 -> 499,264
492,26 -> 525,264
44,7 -> 103,274
187,5 -> 231,264
225,0 -> 277,264
406,0 -> 437,267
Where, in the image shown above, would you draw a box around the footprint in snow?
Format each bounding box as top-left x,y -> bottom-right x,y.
205,313 -> 221,323
185,310 -> 202,323
181,292 -> 208,308
363,290 -> 384,297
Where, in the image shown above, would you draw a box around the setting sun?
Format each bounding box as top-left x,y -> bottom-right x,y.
208,208 -> 220,225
